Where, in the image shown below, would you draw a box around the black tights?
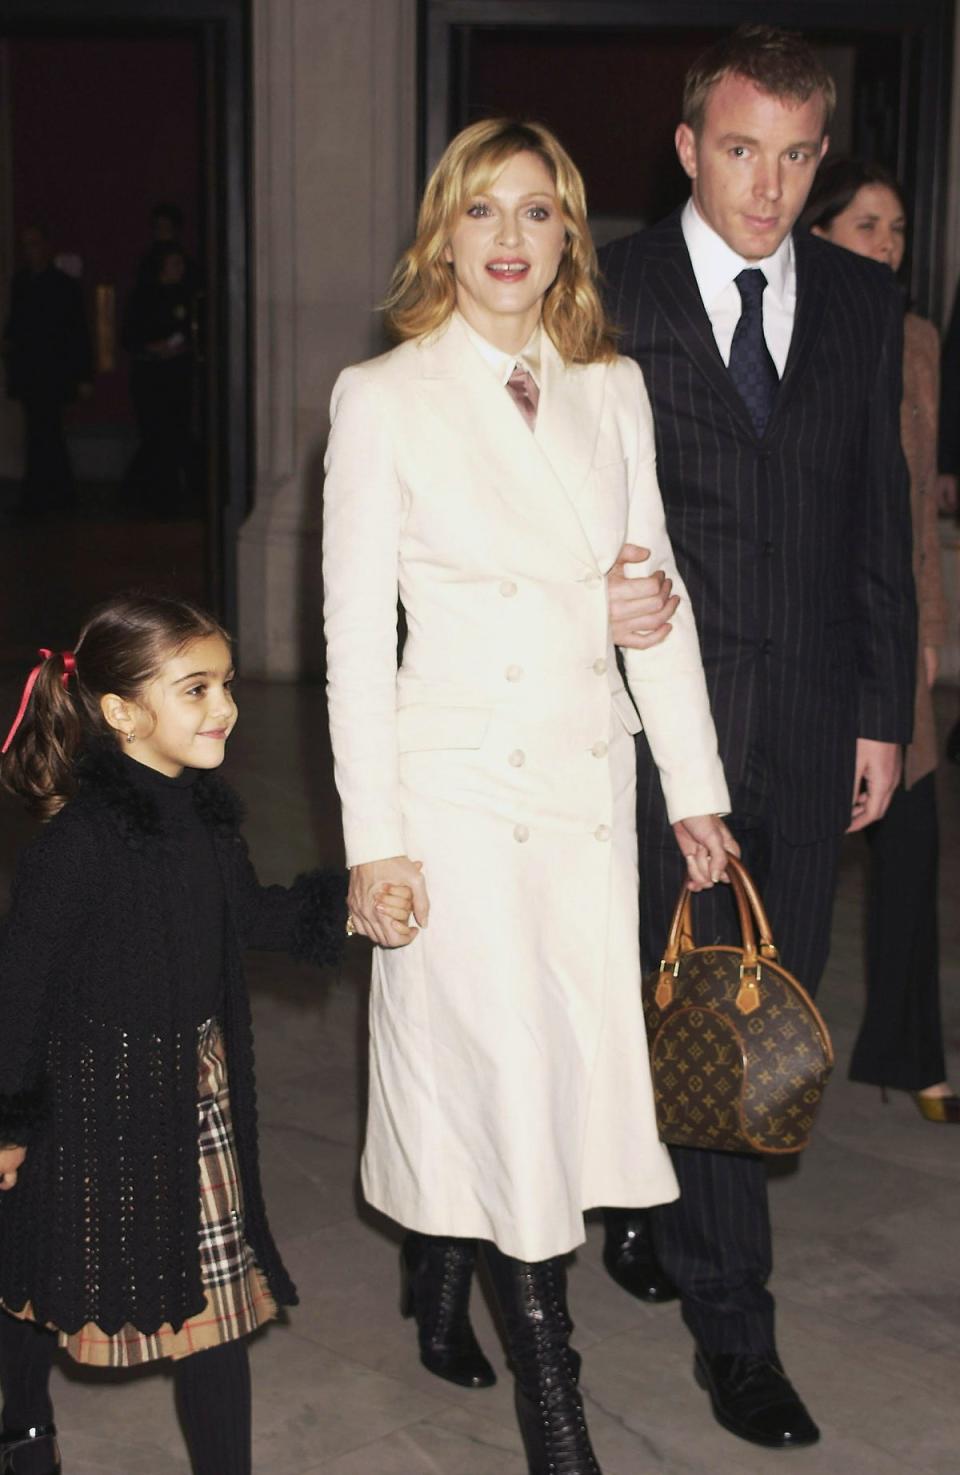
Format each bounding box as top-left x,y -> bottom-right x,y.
0,1310 -> 251,1475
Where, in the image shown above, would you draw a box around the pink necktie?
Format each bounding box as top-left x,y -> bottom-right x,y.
506,364 -> 540,430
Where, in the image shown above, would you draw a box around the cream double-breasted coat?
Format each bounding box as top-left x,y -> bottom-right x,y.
323,312 -> 729,1261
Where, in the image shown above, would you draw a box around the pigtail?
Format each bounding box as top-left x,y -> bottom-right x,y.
1,651 -> 84,818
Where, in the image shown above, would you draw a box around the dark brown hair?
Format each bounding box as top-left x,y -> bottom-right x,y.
1,592 -> 228,820
683,24 -> 836,136
799,156 -> 907,235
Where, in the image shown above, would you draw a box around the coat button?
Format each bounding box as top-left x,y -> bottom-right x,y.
584,573 -> 602,589
594,824 -> 611,842
499,579 -> 518,598
508,749 -> 526,768
593,658 -> 607,675
505,664 -> 523,682
591,740 -> 608,758
513,824 -> 530,843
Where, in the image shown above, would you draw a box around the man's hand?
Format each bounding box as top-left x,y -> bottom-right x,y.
847,739 -> 902,833
348,856 -> 429,947
671,815 -> 741,891
0,1145 -> 26,1191
608,543 -> 679,650
937,473 -> 958,515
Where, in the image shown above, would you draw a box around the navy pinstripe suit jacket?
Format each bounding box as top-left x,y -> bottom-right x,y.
600,212 -> 917,845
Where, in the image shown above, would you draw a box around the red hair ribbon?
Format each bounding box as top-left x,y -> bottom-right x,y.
1,648 -> 77,755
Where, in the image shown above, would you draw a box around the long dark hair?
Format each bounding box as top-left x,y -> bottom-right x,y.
1,592 -> 228,820
800,157 -> 907,236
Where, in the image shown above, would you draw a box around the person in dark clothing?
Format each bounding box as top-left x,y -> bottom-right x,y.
939,285 -> 960,764
2,226 -> 92,514
122,244 -> 198,513
598,25 -> 915,1453
0,593 -> 407,1475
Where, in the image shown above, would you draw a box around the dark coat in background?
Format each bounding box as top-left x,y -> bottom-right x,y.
3,264 -> 92,405
0,746 -> 346,1336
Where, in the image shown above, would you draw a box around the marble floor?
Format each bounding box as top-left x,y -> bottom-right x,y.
0,680 -> 958,1475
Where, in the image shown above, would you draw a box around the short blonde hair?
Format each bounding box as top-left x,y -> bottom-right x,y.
383,118 -> 617,365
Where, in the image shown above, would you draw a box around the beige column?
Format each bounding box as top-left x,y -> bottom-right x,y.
239,0 -> 417,677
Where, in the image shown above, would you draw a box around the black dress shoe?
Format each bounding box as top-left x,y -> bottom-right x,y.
0,1423 -> 61,1474
602,1208 -> 678,1303
694,1350 -> 820,1448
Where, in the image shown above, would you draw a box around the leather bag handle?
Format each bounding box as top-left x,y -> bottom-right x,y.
653,854 -> 780,1015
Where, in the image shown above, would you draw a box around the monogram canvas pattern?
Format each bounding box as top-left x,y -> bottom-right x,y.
643,946 -> 833,1155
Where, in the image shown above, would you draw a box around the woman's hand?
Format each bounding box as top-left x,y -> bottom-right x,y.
348,856 -> 430,948
0,1145 -> 26,1191
671,815 -> 740,892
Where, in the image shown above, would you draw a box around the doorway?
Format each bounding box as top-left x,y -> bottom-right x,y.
0,0 -> 249,672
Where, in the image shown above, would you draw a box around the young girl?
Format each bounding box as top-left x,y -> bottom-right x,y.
0,593 -> 408,1475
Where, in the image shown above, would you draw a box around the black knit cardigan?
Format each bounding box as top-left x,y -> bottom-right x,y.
0,744 -> 347,1335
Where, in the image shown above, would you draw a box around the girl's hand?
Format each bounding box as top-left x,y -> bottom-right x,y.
671,816 -> 740,892
348,857 -> 429,948
0,1145 -> 26,1191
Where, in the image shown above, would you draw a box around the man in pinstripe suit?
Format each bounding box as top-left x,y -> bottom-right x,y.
599,26 -> 917,1450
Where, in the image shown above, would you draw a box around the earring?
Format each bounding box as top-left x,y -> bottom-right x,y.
126,731 -> 136,745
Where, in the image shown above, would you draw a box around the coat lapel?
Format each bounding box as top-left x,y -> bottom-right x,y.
416,316 -> 600,572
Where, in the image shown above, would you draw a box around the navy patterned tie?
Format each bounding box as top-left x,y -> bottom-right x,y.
728,268 -> 779,436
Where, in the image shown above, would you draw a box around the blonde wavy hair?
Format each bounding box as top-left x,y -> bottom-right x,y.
383,118 -> 617,365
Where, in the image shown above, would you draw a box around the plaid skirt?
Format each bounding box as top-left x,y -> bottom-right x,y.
3,1018 -> 277,1366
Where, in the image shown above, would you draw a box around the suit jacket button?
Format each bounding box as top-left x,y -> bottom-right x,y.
761,638 -> 772,655
499,579 -> 518,598
593,657 -> 607,675
513,824 -> 530,843
594,824 -> 611,842
505,664 -> 523,682
591,740 -> 608,758
508,749 -> 526,768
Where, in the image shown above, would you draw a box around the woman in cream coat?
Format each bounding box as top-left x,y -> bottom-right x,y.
323,119 -> 734,1475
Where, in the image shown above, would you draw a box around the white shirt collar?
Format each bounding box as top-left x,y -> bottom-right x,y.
681,198 -> 794,309
456,311 -> 542,388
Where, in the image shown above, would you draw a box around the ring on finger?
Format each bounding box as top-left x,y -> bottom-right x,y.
345,915 -> 357,937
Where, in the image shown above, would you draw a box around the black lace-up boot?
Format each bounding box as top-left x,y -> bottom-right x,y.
483,1245 -> 601,1475
401,1232 -> 496,1388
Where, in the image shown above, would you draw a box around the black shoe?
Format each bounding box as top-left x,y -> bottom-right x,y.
694,1350 -> 820,1448
601,1209 -> 678,1304
484,1247 -> 602,1475
401,1233 -> 496,1389
0,1423 -> 61,1475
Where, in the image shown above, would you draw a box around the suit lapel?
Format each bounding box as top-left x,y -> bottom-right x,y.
416,316 -> 600,572
646,217 -> 758,439
766,229 -> 830,431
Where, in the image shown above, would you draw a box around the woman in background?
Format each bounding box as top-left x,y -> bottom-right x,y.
802,159 -> 957,1122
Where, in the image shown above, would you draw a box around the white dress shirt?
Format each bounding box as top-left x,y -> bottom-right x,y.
457,311 -> 542,390
681,198 -> 796,376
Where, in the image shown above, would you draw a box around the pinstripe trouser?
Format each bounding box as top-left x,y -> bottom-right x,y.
637,741 -> 843,1354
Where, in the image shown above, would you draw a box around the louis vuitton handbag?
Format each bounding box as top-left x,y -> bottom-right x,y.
642,856 -> 834,1155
